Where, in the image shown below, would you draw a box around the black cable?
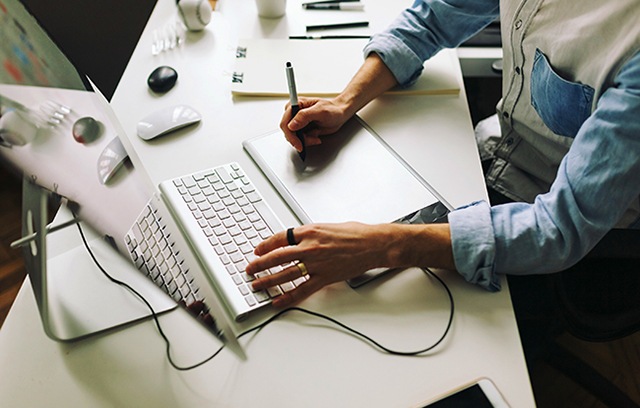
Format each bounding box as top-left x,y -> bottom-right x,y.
75,219 -> 454,370
241,269 -> 455,357
73,217 -> 216,370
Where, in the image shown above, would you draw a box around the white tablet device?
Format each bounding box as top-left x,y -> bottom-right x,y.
243,115 -> 451,287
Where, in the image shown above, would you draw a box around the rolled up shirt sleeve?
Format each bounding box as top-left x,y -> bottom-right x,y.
449,51 -> 640,291
363,0 -> 499,86
448,201 -> 502,291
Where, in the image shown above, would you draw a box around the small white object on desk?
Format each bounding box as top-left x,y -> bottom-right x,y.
136,104 -> 201,141
177,0 -> 212,31
255,0 -> 287,18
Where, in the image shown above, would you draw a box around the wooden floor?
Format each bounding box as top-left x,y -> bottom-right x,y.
0,164 -> 639,406
0,166 -> 27,326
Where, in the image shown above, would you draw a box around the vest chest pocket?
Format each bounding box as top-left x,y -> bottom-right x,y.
530,49 -> 595,138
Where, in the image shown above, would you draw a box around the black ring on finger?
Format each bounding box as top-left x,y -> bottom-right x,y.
286,227 -> 297,246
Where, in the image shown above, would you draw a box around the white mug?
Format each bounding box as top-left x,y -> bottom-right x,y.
177,0 -> 213,31
255,0 -> 286,18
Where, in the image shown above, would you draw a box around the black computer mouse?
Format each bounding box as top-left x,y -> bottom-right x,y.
147,66 -> 178,93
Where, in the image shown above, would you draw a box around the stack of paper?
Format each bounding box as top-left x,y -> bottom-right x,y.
230,39 -> 460,97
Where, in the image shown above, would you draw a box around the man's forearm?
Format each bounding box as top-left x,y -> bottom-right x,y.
379,222 -> 456,272
333,52 -> 399,118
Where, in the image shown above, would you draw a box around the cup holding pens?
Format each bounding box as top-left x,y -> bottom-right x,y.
255,0 -> 286,18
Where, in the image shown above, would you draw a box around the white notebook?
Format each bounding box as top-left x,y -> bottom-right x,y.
231,39 -> 460,97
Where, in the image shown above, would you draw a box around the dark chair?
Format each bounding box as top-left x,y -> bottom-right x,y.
546,229 -> 640,408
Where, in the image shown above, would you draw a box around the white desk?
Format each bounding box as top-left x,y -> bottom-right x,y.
0,0 -> 536,406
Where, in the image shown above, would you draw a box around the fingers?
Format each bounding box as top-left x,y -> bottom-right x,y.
252,229 -> 291,256
280,106 -> 304,152
246,226 -> 311,279
252,264 -> 300,290
287,108 -> 306,131
300,128 -> 322,146
246,228 -> 304,276
253,270 -> 321,309
280,98 -> 325,152
287,98 -> 323,131
247,249 -> 300,278
250,261 -> 321,308
246,227 -> 318,307
271,279 -> 320,308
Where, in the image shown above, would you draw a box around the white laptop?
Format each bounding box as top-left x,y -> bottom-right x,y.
16,178 -> 176,342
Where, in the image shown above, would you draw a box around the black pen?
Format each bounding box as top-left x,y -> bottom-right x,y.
289,35 -> 371,39
306,21 -> 369,31
285,62 -> 306,161
302,0 -> 358,5
304,3 -> 364,10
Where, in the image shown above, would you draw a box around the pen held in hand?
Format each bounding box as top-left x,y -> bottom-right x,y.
285,62 -> 306,161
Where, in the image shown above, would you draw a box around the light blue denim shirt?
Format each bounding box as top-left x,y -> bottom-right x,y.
365,0 -> 640,291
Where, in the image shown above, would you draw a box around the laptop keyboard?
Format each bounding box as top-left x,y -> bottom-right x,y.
125,201 -> 202,305
126,162 -> 306,320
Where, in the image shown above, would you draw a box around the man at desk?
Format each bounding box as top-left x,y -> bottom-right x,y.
246,0 -> 639,312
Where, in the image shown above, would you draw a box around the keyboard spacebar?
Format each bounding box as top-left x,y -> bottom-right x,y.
253,200 -> 284,235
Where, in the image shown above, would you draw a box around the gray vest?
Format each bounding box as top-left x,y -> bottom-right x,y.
486,0 -> 640,227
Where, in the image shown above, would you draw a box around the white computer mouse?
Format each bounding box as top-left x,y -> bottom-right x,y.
136,105 -> 202,141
